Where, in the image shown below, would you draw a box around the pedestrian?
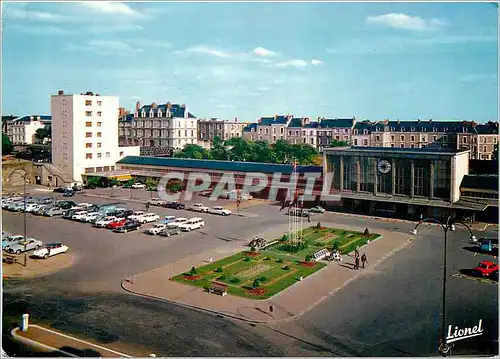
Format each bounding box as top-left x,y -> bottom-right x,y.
145,202 -> 150,212
307,212 -> 311,223
354,247 -> 360,259
354,256 -> 360,270
361,253 -> 367,268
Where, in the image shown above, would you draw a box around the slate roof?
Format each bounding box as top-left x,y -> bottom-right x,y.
117,156 -> 323,174
258,115 -> 290,125
319,118 -> 355,128
353,121 -> 374,133
137,103 -> 195,118
243,123 -> 257,132
15,115 -> 51,123
460,175 -> 499,191
287,118 -> 303,127
370,120 -> 499,134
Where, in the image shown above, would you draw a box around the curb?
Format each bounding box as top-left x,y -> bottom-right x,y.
120,234 -> 410,326
3,254 -> 76,280
11,327 -> 78,357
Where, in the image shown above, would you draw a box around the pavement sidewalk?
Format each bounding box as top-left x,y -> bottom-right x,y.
11,325 -> 142,357
122,221 -> 413,324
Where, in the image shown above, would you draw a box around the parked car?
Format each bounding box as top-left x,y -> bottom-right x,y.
190,203 -> 210,213
145,223 -> 168,235
167,217 -> 189,228
159,226 -> 182,237
6,238 -> 43,254
82,212 -> 102,223
44,207 -> 65,217
162,216 -> 177,224
62,209 -> 78,219
164,201 -> 186,210
148,198 -> 166,206
199,189 -> 213,197
32,242 -> 69,259
63,190 -> 75,197
308,206 -> 326,213
94,216 -> 118,228
178,217 -> 205,231
136,213 -> 160,224
8,202 -> 25,212
2,235 -> 24,250
113,221 -> 141,233
53,187 -> 66,193
131,183 -> 146,189
128,211 -> 146,221
210,206 -> 231,216
472,261 -> 499,277
89,214 -> 107,225
33,205 -> 49,215
106,218 -> 127,229
77,203 -> 94,208
288,208 -> 309,217
71,211 -> 89,221
24,203 -> 40,213
115,209 -> 134,218
491,269 -> 498,282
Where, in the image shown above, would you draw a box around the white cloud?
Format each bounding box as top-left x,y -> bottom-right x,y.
8,25 -> 70,35
275,59 -> 308,68
174,46 -> 232,58
311,59 -> 324,66
366,13 -> 446,31
3,5 -> 67,22
65,40 -> 143,55
253,47 -> 277,57
80,2 -> 142,17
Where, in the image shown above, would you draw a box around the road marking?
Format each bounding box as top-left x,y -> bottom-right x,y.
452,273 -> 497,284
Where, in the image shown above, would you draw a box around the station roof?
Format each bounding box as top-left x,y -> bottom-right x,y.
460,175 -> 498,192
117,156 -> 323,174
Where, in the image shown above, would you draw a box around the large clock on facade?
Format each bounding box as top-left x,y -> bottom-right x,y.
377,159 -> 392,174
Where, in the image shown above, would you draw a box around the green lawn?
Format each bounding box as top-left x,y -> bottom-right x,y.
170,226 -> 380,300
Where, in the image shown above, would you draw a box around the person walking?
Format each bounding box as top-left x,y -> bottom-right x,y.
354,247 -> 360,259
361,253 -> 367,268
307,212 -> 311,223
354,256 -> 360,270
145,202 -> 150,212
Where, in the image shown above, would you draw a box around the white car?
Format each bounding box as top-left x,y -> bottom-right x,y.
24,203 -> 40,213
94,216 -> 118,228
136,213 -> 160,224
131,183 -> 146,189
6,238 -> 43,254
72,211 -> 88,221
32,242 -> 69,259
178,218 -> 205,231
2,235 -> 24,250
82,212 -> 101,222
128,211 -> 146,221
210,206 -> 232,216
167,217 -> 189,228
149,198 -> 166,206
145,223 -> 168,235
191,203 -> 210,213
77,203 -> 93,208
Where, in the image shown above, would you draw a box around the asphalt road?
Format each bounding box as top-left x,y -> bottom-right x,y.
2,188 -> 498,356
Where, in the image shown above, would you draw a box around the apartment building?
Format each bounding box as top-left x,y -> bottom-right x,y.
198,118 -> 249,143
51,90 -> 139,182
7,115 -> 51,144
316,118 -> 354,151
118,102 -> 197,154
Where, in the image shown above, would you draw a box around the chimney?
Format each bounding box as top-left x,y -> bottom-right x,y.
397,119 -> 400,125
57,90 -> 64,95
181,104 -> 186,108
167,102 -> 172,109
234,118 -> 238,122
417,119 -> 421,123
384,119 -> 389,126
274,114 -> 278,120
151,102 -> 157,109
135,101 -> 141,111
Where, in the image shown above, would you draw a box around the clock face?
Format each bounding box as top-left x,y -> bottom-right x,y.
378,160 -> 392,174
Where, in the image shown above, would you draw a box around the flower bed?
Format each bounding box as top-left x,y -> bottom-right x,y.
183,274 -> 202,281
244,251 -> 260,257
299,261 -> 316,268
245,288 -> 267,296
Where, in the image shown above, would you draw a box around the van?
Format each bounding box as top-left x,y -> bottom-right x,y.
178,218 -> 205,232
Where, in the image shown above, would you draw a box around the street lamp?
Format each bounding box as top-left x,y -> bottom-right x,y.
410,216 -> 476,356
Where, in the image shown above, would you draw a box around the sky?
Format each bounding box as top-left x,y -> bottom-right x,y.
1,1 -> 498,122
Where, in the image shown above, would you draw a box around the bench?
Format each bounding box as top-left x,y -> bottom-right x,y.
3,254 -> 17,264
261,240 -> 280,249
313,249 -> 330,261
207,282 -> 228,296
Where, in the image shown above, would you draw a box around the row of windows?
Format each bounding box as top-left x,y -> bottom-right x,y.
85,121 -> 102,127
85,142 -> 103,148
85,132 -> 103,138
85,100 -> 102,107
85,152 -> 111,159
85,111 -> 102,117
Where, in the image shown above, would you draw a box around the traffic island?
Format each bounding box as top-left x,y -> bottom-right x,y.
122,222 -> 410,323
2,253 -> 76,279
11,315 -> 149,357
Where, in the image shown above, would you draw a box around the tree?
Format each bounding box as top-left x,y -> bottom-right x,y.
190,266 -> 197,275
108,178 -> 119,187
87,176 -> 100,189
174,144 -> 211,160
145,177 -> 157,190
272,140 -> 293,163
2,133 -> 13,155
305,254 -> 312,262
34,127 -> 51,143
252,279 -> 260,288
210,136 -> 227,160
332,242 -> 339,251
329,139 -> 349,147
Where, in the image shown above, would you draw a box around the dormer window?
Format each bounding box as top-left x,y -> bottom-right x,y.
141,111 -> 146,118
353,129 -> 358,135
363,130 -> 368,135
401,127 -> 405,132
433,127 -> 437,132
411,127 -> 415,131
149,110 -> 154,118
158,110 -> 162,117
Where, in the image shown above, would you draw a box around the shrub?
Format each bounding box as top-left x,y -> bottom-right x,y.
259,276 -> 267,282
283,265 -> 290,270
252,279 -> 260,288
276,258 -> 283,263
217,275 -> 226,281
279,242 -> 308,253
332,242 -> 340,251
190,266 -> 197,275
280,234 -> 288,242
215,267 -> 223,273
316,222 -> 322,229
305,254 -> 312,262
250,245 -> 256,252
243,257 -> 251,262
230,278 -> 240,284
364,228 -> 370,236
264,256 -> 271,261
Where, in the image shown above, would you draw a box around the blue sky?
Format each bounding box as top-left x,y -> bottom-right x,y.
2,1 -> 498,122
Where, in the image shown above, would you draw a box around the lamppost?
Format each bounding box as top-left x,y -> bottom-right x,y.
410,216 -> 477,357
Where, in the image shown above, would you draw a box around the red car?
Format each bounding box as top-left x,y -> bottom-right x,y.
472,261 -> 499,277
106,218 -> 127,230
